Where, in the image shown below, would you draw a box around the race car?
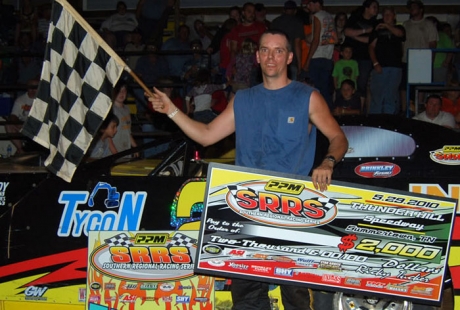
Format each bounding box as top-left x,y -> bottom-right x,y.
0,114 -> 458,310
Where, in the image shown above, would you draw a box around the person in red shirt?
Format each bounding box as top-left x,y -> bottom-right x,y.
441,80 -> 460,127
228,2 -> 267,60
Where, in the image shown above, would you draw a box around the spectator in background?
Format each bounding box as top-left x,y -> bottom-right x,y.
182,39 -> 218,89
88,113 -> 119,159
333,12 -> 348,62
207,6 -> 241,57
37,4 -> 51,44
298,0 -> 313,78
227,38 -> 257,92
109,82 -> 138,157
0,0 -> 16,45
270,0 -> 304,79
368,6 -> 405,114
255,3 -> 271,28
454,19 -> 460,81
14,32 -> 41,88
425,17 -> 454,85
136,0 -> 174,48
332,45 -> 359,95
413,94 -> 455,128
124,28 -> 145,69
301,0 -> 338,110
193,19 -> 213,51
441,79 -> 460,127
332,79 -> 362,115
133,46 -> 169,115
217,18 -> 238,83
400,0 -> 438,113
344,0 -> 379,110
100,1 -> 138,48
162,24 -> 192,79
6,79 -> 38,154
228,2 -> 267,60
14,0 -> 37,46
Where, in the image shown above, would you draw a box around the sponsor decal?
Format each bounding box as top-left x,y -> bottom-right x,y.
0,182 -> 9,206
176,295 -> 191,303
159,283 -> 175,292
195,297 -> 209,302
411,286 -> 434,296
58,183 -> 147,237
225,249 -> 248,257
140,283 -> 158,290
135,233 -> 169,244
226,181 -> 338,228
321,274 -> 342,284
123,283 -> 138,290
162,296 -> 173,302
89,295 -> 101,303
120,294 -> 137,303
197,284 -> 210,291
179,285 -> 192,289
319,261 -> 342,271
208,259 -> 225,267
24,286 -> 48,301
295,257 -> 317,268
274,267 -> 293,277
366,281 -> 386,289
228,262 -> 249,270
387,284 -> 409,293
430,145 -> 460,165
78,288 -> 86,302
354,162 -> 401,178
90,282 -> 101,290
104,283 -> 116,290
203,244 -> 222,255
251,265 -> 272,273
345,278 -> 361,286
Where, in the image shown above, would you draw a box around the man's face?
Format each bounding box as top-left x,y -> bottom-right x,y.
409,3 -> 422,18
178,27 -> 190,41
255,9 -> 266,22
117,4 -> 127,15
366,2 -> 379,18
256,34 -> 293,79
27,81 -> 39,99
242,5 -> 255,23
425,97 -> 441,119
229,9 -> 240,22
383,9 -> 395,24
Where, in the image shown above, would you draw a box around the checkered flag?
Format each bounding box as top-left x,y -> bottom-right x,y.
104,233 -> 134,247
310,197 -> 338,211
21,0 -> 126,182
167,233 -> 197,248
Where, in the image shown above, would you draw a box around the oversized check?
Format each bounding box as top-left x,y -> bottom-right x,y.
195,163 -> 457,305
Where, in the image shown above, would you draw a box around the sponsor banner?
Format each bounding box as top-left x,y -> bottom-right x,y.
354,162 -> 401,178
87,230 -> 214,310
196,163 -> 457,305
430,145 -> 460,165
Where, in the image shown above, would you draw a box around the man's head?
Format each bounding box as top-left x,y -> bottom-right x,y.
254,3 -> 267,22
283,0 -> 297,15
382,6 -> 397,24
242,2 -> 256,24
407,0 -> 424,19
302,0 -> 323,13
229,6 -> 241,23
424,94 -> 442,119
256,30 -> 293,80
116,1 -> 127,15
177,24 -> 190,42
26,79 -> 39,99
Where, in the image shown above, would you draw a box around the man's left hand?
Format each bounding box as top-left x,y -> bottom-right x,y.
312,160 -> 334,192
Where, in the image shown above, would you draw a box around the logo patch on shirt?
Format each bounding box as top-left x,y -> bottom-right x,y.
287,117 -> 295,123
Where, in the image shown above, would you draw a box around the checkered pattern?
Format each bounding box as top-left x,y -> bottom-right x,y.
167,233 -> 197,248
311,197 -> 338,211
21,0 -> 124,182
104,233 -> 134,247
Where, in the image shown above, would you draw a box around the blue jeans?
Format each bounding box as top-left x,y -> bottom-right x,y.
308,58 -> 334,110
369,67 -> 402,114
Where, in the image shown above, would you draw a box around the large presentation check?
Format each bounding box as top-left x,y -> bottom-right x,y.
195,163 -> 457,305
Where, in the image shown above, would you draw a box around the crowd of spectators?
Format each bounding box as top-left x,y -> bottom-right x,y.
0,0 -> 459,156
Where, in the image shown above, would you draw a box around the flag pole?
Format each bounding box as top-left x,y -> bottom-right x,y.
56,0 -> 154,97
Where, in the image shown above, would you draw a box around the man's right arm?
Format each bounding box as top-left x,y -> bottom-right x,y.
148,88 -> 235,146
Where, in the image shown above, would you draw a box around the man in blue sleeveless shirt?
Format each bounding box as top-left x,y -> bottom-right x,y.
149,30 -> 348,310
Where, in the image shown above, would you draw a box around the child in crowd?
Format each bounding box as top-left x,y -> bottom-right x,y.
109,82 -> 138,157
226,38 -> 257,92
332,45 -> 359,97
88,113 -> 119,159
186,69 -> 228,124
333,79 -> 362,115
